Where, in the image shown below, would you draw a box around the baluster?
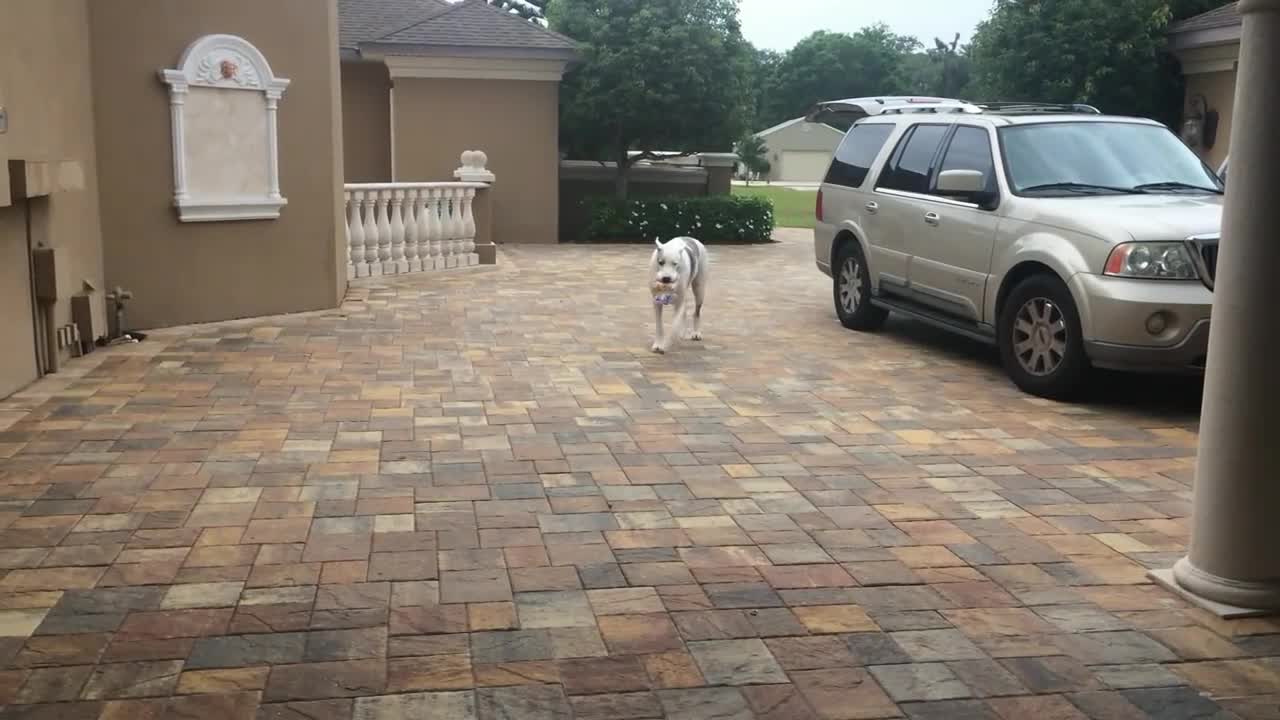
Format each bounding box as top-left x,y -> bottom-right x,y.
403,188 -> 421,273
389,189 -> 407,274
416,189 -> 430,272
460,187 -> 478,266
377,189 -> 394,275
426,188 -> 444,270
362,189 -> 380,277
453,189 -> 468,267
439,188 -> 456,268
346,190 -> 364,279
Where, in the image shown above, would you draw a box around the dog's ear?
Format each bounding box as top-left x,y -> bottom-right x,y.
654,238 -> 663,249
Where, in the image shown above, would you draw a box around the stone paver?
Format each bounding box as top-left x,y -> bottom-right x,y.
0,230 -> 1274,718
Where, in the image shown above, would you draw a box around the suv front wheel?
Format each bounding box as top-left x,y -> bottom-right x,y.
998,274 -> 1090,400
834,242 -> 888,331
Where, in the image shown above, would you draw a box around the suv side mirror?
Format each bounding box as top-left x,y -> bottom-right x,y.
937,169 -> 985,194
937,169 -> 997,209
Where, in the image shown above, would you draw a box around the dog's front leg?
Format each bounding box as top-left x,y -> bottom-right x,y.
651,303 -> 667,354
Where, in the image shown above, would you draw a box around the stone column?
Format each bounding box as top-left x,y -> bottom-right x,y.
698,153 -> 739,195
1153,0 -> 1280,616
455,151 -> 497,264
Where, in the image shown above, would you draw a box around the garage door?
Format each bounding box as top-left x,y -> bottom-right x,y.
779,151 -> 834,183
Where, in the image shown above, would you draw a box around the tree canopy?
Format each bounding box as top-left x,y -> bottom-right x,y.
486,0 -> 547,22
969,0 -> 1235,123
550,0 -> 751,198
756,27 -> 921,129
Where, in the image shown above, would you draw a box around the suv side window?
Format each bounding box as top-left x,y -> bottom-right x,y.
824,123 -> 895,188
936,125 -> 998,198
876,125 -> 949,194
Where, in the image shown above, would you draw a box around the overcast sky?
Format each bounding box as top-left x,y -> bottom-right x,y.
738,0 -> 995,52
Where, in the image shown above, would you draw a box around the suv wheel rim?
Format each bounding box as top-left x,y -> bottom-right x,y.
1013,297 -> 1068,377
839,257 -> 862,314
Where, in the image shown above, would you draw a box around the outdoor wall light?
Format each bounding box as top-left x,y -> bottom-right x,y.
1181,94 -> 1219,150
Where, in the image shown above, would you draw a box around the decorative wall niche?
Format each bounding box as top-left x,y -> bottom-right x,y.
160,34 -> 290,222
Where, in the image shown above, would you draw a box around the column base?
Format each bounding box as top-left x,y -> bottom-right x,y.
1149,557 -> 1280,618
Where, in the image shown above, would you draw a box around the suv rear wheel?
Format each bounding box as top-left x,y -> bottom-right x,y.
998,274 -> 1090,400
834,242 -> 888,331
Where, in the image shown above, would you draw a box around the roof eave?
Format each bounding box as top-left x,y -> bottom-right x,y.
1169,23 -> 1243,52
360,42 -> 578,62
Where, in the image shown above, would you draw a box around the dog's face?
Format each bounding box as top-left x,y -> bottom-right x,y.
651,239 -> 686,289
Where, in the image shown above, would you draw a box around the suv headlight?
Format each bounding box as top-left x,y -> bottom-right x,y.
1104,242 -> 1199,280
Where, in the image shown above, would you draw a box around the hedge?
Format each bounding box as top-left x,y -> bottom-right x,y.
583,195 -> 775,243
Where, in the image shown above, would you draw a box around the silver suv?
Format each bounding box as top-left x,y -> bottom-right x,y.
810,97 -> 1224,399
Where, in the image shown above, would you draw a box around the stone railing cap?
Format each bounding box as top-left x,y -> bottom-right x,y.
697,152 -> 739,168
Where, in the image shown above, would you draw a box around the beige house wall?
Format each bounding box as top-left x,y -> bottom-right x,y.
87,0 -> 347,330
1185,69 -> 1237,170
0,0 -> 107,398
341,60 -> 393,183
393,77 -> 560,244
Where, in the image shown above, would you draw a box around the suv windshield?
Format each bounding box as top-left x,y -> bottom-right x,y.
1000,122 -> 1223,196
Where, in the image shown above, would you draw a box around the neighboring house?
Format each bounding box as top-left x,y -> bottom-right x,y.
0,0 -> 578,400
339,0 -> 577,245
1169,2 -> 1240,170
752,118 -> 845,183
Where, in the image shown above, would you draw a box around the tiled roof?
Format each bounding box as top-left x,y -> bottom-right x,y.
1170,2 -> 1240,33
338,0 -> 449,50
373,0 -> 576,52
341,0 -> 576,55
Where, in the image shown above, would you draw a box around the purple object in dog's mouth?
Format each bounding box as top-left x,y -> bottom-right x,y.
654,294 -> 674,306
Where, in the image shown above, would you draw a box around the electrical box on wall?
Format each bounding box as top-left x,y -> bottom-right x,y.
31,247 -> 57,303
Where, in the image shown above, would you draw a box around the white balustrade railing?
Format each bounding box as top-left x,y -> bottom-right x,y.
345,181 -> 483,278
343,182 -> 485,280
344,151 -> 495,281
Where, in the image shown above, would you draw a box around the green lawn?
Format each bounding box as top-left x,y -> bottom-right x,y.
732,185 -> 818,229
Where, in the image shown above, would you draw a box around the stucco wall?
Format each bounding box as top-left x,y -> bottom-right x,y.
87,0 -> 347,330
1185,69 -> 1236,170
0,0 -> 106,397
341,60 -> 392,183
393,77 -> 559,244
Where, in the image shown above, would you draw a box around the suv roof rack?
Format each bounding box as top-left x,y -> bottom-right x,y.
805,96 -> 1103,125
974,101 -> 1102,115
806,96 -> 979,123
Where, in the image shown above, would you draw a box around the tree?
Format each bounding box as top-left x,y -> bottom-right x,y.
550,0 -> 752,199
735,134 -> 770,184
900,34 -> 973,98
486,0 -> 547,22
968,0 -> 1234,124
744,44 -> 783,132
930,34 -> 971,98
759,27 -> 921,129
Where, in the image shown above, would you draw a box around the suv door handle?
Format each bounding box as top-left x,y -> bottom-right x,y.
924,212 -> 940,226
864,201 -> 879,215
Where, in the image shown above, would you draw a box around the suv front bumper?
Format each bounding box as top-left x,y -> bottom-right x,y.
1071,273 -> 1212,373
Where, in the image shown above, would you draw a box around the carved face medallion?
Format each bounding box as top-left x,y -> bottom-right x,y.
220,59 -> 238,80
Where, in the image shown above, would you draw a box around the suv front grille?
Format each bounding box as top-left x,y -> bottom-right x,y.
1186,235 -> 1219,290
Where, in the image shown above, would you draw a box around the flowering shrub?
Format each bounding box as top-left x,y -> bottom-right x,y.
584,195 -> 775,242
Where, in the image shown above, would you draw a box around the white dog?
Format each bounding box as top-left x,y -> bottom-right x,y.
649,236 -> 709,354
